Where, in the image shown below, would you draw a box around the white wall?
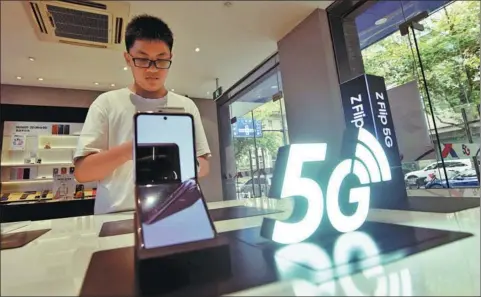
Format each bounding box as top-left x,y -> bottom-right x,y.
277,9 -> 345,151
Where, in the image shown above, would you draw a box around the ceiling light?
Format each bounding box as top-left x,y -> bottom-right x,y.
195,48 -> 200,52
123,66 -> 128,71
171,88 -> 175,91
16,76 -> 22,80
111,83 -> 116,87
375,18 -> 387,26
94,82 -> 99,85
271,85 -> 278,89
28,57 -> 35,61
37,77 -> 44,81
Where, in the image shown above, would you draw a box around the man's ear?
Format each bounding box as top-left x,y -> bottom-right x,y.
123,52 -> 130,67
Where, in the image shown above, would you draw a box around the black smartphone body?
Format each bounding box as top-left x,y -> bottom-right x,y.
23,168 -> 30,179
58,124 -> 64,135
134,112 -> 216,250
75,184 -> 85,199
64,125 -> 70,135
136,143 -> 181,185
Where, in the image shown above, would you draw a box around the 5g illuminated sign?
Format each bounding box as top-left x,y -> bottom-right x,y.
261,127 -> 392,244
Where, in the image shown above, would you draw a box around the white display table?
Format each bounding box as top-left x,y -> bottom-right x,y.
1,197 -> 479,296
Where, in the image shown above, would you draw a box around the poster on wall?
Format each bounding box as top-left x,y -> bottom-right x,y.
3,122 -> 52,135
3,121 -> 84,136
10,134 -> 26,151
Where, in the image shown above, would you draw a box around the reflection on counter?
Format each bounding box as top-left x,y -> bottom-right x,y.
274,231 -> 413,296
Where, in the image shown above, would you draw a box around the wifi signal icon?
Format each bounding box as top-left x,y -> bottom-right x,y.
326,127 -> 392,233
354,128 -> 392,183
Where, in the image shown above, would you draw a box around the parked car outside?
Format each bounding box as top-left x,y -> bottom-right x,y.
404,159 -> 472,186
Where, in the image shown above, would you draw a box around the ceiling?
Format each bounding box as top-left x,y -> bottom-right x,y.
355,0 -> 450,49
0,1 -> 331,99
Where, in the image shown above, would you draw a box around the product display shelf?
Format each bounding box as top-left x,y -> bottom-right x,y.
1,162 -> 74,167
1,122 -> 89,204
0,189 -> 96,204
2,133 -> 77,184
1,178 -> 55,184
0,122 -> 97,221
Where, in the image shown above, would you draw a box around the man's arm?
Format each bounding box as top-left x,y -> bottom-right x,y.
73,101 -> 132,183
191,103 -> 211,178
74,141 -> 132,183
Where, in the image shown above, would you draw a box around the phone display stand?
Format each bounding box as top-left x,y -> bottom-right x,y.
133,213 -> 232,296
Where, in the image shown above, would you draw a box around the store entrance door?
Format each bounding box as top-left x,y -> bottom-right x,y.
231,96 -> 288,200
357,0 -> 480,190
400,1 -> 480,185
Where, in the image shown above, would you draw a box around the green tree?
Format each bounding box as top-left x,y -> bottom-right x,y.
362,1 -> 480,124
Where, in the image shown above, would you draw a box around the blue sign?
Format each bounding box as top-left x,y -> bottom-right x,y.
232,118 -> 262,138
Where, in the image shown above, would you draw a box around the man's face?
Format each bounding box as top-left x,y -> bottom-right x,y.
124,39 -> 172,93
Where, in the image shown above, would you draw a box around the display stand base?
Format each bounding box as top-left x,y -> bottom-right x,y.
0,229 -> 50,250
376,196 -> 479,213
135,236 -> 231,296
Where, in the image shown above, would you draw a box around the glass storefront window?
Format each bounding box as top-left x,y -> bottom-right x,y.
217,66 -> 289,201
229,71 -> 288,199
346,0 -> 480,190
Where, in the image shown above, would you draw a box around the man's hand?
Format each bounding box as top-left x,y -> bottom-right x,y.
74,140 -> 133,183
197,156 -> 210,178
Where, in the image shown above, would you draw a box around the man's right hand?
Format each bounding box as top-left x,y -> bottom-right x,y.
74,140 -> 134,183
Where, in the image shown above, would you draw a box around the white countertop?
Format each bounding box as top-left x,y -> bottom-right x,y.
1,196 -> 479,296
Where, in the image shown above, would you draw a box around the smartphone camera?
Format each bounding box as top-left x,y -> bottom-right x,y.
163,116 -> 168,120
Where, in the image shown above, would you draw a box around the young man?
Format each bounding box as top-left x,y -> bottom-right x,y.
74,15 -> 211,214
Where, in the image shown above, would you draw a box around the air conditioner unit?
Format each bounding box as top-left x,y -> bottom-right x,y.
23,0 -> 130,51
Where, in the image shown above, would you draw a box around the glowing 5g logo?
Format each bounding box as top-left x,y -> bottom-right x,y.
262,127 -> 392,244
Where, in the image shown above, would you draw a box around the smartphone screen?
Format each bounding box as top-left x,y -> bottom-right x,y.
134,113 -> 215,249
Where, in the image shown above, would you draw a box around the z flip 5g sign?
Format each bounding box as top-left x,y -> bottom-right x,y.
261,74 -> 407,244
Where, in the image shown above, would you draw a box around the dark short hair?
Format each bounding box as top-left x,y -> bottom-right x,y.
125,14 -> 174,52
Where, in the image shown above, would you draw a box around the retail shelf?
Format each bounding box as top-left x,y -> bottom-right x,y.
39,134 -> 80,137
7,147 -> 76,152
41,147 -> 75,149
1,178 -> 54,184
3,134 -> 79,137
1,162 -> 73,167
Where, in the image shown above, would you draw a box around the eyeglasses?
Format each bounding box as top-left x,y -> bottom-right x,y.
129,54 -> 172,69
